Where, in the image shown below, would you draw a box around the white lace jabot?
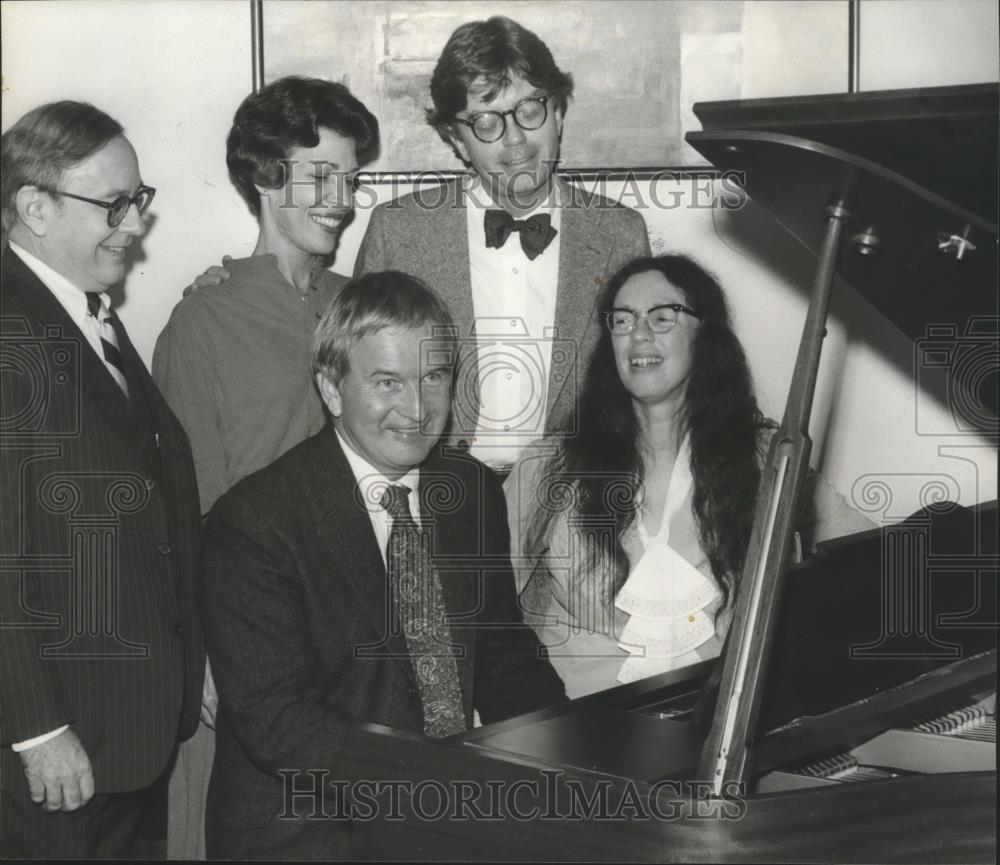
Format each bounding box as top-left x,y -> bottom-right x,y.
614,437 -> 721,683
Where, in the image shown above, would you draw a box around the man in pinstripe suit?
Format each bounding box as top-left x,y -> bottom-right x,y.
0,101 -> 205,858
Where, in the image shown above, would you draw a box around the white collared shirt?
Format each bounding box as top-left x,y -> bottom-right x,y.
335,429 -> 421,566
465,180 -> 562,466
8,242 -> 111,365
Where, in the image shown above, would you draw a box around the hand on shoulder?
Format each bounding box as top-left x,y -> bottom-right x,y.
183,254 -> 233,297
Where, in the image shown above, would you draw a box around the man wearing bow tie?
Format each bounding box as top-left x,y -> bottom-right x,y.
355,16 -> 650,474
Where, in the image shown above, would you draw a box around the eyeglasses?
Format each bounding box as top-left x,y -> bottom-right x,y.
47,185 -> 156,228
454,96 -> 550,143
605,303 -> 701,335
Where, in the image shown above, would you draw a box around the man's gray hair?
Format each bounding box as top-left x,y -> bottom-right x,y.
312,270 -> 457,383
1,101 -> 124,233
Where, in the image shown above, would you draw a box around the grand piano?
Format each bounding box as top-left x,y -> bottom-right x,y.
339,83 -> 999,862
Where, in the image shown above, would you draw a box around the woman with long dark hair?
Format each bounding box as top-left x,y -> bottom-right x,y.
504,254 -> 872,698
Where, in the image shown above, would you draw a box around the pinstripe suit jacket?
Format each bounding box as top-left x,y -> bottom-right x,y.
0,249 -> 205,793
355,177 -> 651,443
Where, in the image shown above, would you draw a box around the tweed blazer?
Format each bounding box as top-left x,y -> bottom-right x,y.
0,249 -> 204,793
200,423 -> 566,860
355,176 -> 651,441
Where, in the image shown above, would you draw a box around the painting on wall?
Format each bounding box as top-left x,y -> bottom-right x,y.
263,0 -> 848,172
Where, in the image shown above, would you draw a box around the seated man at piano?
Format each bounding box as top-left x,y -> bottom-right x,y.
505,254 -> 875,698
199,271 -> 566,860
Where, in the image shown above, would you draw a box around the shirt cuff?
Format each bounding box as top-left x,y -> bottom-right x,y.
11,725 -> 70,752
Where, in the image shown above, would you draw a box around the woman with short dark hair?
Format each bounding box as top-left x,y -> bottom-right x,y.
505,254 -> 873,698
151,76 -> 377,858
226,75 -> 378,220
155,75 -> 378,517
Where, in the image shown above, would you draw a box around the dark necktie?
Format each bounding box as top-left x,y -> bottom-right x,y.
483,209 -> 557,261
380,484 -> 466,738
86,292 -> 130,398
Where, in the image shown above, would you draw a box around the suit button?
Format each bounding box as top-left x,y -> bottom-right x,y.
158,543 -> 172,555
145,478 -> 156,491
173,622 -> 184,636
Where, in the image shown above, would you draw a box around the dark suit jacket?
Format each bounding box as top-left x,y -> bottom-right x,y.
201,424 -> 566,860
355,177 -> 651,440
0,248 -> 205,793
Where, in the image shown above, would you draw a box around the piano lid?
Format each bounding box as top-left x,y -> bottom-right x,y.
686,83 -> 999,424
691,83 -> 998,224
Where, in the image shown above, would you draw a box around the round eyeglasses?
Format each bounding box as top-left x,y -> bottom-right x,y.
605,303 -> 701,335
48,185 -> 156,228
454,96 -> 550,144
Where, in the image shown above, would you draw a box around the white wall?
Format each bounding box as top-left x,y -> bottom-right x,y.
831,0 -> 999,517
860,0 -> 999,89
2,0 -> 997,519
1,0 -> 258,360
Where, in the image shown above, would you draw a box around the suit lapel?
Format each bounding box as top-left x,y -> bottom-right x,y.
111,308 -> 169,431
309,433 -> 477,706
3,253 -> 148,456
429,180 -> 475,334
311,430 -> 417,685
419,180 -> 479,443
551,179 -> 607,424
108,310 -> 144,415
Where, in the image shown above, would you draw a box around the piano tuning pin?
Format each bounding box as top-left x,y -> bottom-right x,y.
936,228 -> 977,260
851,226 -> 881,255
